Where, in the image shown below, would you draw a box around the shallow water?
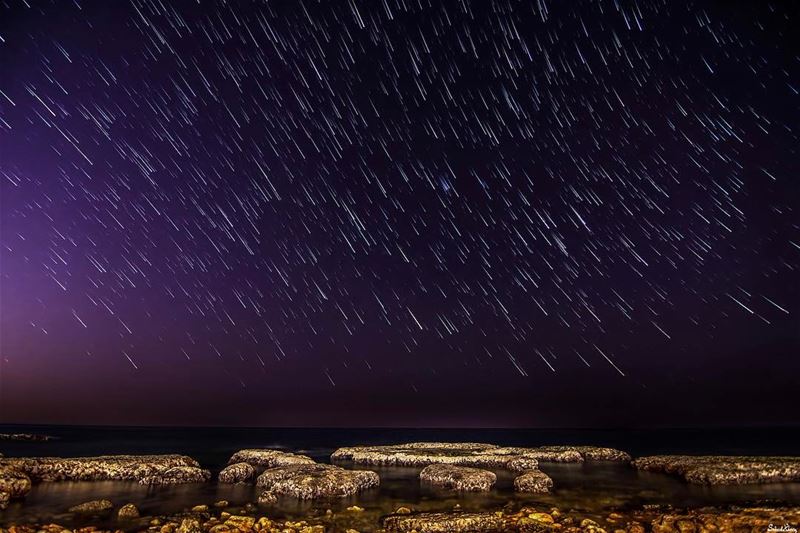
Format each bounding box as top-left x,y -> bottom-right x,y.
2,425 -> 800,528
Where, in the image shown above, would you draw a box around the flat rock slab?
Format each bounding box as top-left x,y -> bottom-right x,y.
332,442 -> 630,470
138,465 -> 210,485
514,470 -> 554,493
256,463 -> 379,501
420,464 -> 496,491
228,449 -> 315,468
535,445 -> 631,462
0,455 -> 209,484
382,511 -> 506,532
218,462 -> 256,483
633,455 -> 800,485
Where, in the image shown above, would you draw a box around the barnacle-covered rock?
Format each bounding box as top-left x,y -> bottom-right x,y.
633,455 -> 800,485
256,463 -> 379,500
218,462 -> 255,484
0,454 -> 206,483
514,469 -> 554,493
227,449 -> 315,468
419,464 -> 496,492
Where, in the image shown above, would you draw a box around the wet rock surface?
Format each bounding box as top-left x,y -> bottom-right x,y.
536,446 -> 631,462
227,449 -> 315,468
0,467 -> 32,499
138,466 -> 211,485
117,503 -> 141,520
419,464 -> 496,492
0,455 -> 207,483
382,511 -> 506,532
331,442 -> 630,469
256,463 -> 379,501
67,499 -> 114,514
2,498 -> 800,533
513,469 -> 554,493
218,462 -> 256,484
633,455 -> 800,484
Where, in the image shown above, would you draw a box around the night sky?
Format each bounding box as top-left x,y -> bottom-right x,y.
1,0 -> 798,428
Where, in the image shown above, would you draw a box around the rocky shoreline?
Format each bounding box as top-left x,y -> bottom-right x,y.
3,443 -> 800,531
1,499 -> 799,533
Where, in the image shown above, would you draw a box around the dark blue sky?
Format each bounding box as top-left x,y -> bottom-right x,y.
1,0 -> 798,427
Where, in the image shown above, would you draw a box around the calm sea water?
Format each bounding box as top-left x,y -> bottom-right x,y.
2,425 -> 799,528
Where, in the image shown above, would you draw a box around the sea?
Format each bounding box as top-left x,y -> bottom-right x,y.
1,425 -> 799,528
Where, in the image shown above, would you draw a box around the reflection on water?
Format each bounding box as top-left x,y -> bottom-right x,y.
4,461 -> 800,527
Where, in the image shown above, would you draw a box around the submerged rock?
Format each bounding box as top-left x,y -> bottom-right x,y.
68,499 -> 114,514
138,465 -> 211,485
633,455 -> 800,485
419,464 -> 496,492
382,511 -> 506,532
0,466 -> 32,498
331,442 -> 629,470
227,449 -> 315,468
117,503 -> 140,520
0,491 -> 9,510
0,454 -> 207,483
514,470 -> 554,493
218,462 -> 255,484
256,463 -> 379,500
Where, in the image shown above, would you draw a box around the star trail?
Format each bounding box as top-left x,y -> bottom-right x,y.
0,0 -> 798,427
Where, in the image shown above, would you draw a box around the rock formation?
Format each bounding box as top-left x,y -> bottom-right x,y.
68,499 -> 114,514
0,466 -> 32,499
633,455 -> 800,485
227,449 -> 315,468
138,465 -> 211,485
218,462 -> 256,484
117,503 -> 140,520
419,464 -> 496,492
255,463 -> 379,501
0,454 -> 209,484
513,469 -> 554,493
331,442 -> 630,469
382,511 -> 506,532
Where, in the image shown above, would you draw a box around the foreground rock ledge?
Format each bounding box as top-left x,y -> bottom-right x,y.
256,463 -> 379,501
3,503 -> 800,533
633,455 -> 800,485
419,464 -> 496,492
331,442 -> 630,469
0,455 -> 210,484
382,507 -> 800,533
